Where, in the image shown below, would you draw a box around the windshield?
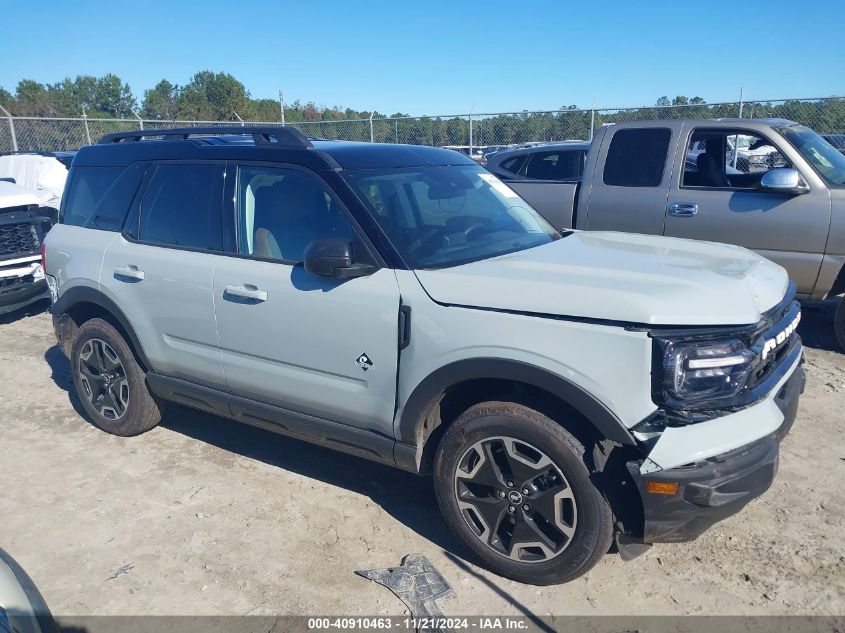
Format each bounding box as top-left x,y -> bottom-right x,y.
344,165 -> 559,268
778,124 -> 845,186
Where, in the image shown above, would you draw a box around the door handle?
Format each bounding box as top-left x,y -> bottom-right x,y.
114,265 -> 145,281
224,284 -> 268,302
668,202 -> 699,217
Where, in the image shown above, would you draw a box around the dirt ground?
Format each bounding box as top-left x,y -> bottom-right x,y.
0,300 -> 843,618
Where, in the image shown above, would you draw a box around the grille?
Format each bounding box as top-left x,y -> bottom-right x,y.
0,274 -> 34,293
745,300 -> 801,392
0,222 -> 40,257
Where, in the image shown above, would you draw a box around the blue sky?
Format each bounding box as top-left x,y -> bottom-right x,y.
2,0 -> 843,115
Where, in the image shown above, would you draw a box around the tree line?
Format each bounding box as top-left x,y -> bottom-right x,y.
0,71 -> 390,123
1,71 -> 843,149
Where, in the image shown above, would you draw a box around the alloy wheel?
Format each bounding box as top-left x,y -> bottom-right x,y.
78,338 -> 129,420
454,436 -> 577,563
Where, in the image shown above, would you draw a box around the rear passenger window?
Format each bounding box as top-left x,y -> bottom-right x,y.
524,150 -> 582,180
138,163 -> 221,251
62,166 -> 132,229
602,128 -> 671,187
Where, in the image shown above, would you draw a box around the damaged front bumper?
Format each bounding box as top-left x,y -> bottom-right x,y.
626,356 -> 805,544
0,256 -> 49,316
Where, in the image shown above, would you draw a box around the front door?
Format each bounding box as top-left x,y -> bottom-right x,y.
212,163 -> 401,433
665,125 -> 831,295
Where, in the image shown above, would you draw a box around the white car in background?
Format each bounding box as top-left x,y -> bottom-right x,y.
0,152 -> 71,316
0,152 -> 70,210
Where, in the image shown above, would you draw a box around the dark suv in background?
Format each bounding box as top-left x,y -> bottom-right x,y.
485,141 -> 590,181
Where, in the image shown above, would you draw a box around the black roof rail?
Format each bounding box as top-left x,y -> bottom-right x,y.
98,126 -> 313,149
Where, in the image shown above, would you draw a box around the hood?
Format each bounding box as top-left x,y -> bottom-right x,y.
0,154 -> 67,200
0,181 -> 44,209
414,232 -> 789,326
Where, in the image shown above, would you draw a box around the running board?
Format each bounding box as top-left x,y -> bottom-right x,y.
145,373 -> 402,469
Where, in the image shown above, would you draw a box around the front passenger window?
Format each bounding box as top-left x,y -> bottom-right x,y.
682,129 -> 790,189
236,166 -> 370,264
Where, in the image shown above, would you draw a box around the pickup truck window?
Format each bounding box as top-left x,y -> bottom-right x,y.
779,124 -> 845,187
602,128 -> 670,187
682,129 -> 789,189
524,150 -> 583,180
345,165 -> 558,269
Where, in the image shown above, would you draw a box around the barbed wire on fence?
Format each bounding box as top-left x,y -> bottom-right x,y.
2,96 -> 843,154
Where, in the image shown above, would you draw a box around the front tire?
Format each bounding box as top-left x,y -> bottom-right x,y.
835,296 -> 845,352
433,402 -> 613,585
70,318 -> 162,436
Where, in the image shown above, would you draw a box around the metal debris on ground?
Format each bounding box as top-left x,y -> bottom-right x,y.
356,554 -> 455,631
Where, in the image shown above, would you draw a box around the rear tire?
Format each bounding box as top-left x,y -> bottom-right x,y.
433,401 -> 613,585
835,296 -> 845,352
70,318 -> 162,436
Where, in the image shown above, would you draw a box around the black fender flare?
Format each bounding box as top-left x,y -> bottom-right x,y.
51,286 -> 153,370
397,358 -> 638,448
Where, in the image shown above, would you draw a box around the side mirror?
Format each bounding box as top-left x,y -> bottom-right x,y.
760,168 -> 809,195
303,237 -> 377,280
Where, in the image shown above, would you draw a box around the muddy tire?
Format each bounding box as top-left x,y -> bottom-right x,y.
70,318 -> 162,436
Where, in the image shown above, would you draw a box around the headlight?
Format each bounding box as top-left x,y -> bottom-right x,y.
656,338 -> 755,408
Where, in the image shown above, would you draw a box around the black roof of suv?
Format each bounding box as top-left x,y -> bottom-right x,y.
85,127 -> 477,170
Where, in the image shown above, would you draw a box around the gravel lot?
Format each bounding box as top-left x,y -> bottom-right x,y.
1,301 -> 843,618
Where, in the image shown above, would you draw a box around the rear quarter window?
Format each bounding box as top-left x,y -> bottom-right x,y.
602,128 -> 671,187
61,164 -> 144,230
524,150 -> 583,180
499,155 -> 526,176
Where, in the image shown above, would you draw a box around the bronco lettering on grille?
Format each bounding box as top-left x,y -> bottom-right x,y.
761,312 -> 801,360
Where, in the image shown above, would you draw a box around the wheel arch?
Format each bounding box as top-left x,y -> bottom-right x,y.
829,262 -> 845,297
397,358 -> 638,475
51,286 -> 153,371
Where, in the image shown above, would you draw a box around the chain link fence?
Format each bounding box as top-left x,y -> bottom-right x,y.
2,96 -> 843,154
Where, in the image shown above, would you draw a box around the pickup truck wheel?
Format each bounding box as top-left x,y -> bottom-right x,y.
70,318 -> 162,436
835,297 -> 845,351
433,402 -> 613,585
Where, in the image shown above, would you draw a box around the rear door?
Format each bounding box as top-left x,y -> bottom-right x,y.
212,163 -> 401,433
580,125 -> 677,235
100,161 -> 226,387
664,124 -> 831,294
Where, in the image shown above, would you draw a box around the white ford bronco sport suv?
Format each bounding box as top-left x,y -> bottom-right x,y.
45,127 -> 805,585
